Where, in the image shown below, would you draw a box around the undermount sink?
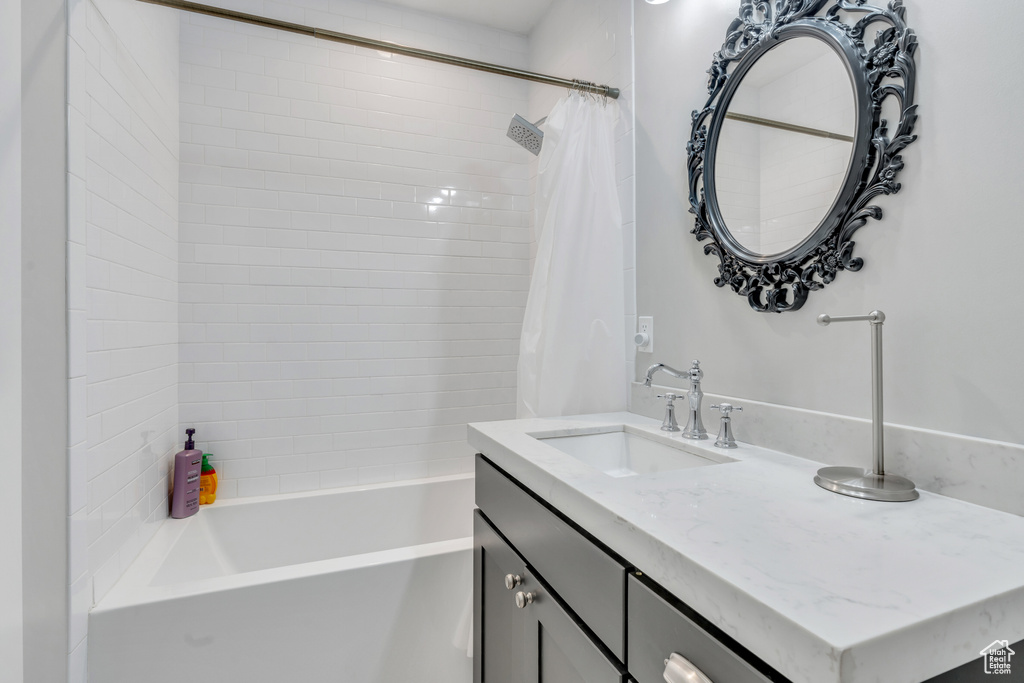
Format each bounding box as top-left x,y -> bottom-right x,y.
534,427 -> 734,477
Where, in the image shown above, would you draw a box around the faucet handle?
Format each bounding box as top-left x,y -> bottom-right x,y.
656,394 -> 682,432
710,404 -> 741,448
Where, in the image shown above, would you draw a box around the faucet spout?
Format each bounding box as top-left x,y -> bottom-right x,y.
643,363 -> 686,387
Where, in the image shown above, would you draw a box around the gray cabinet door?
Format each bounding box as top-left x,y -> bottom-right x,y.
524,573 -> 625,683
476,455 -> 627,662
475,510 -> 624,683
475,511 -> 529,683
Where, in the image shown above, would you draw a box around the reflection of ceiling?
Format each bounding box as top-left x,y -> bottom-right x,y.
372,0 -> 556,34
740,38 -> 842,87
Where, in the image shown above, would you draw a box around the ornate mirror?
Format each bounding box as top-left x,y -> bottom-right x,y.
688,0 -> 919,312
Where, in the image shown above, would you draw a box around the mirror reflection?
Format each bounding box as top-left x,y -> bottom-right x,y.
713,37 -> 855,257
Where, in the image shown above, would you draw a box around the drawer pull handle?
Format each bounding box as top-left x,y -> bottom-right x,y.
663,653 -> 713,683
514,591 -> 535,609
504,573 -> 522,590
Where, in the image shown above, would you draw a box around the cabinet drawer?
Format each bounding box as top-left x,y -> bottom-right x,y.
628,573 -> 780,683
475,455 -> 627,662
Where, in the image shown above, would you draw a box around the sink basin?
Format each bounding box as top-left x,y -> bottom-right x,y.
535,427 -> 733,477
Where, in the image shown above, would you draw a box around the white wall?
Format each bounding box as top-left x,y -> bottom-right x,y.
22,0 -> 70,679
178,1 -> 531,497
67,0 -> 179,674
0,0 -> 23,678
634,0 -> 1024,510
527,0 -> 636,400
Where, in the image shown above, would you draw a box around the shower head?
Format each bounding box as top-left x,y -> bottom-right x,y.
507,114 -> 544,155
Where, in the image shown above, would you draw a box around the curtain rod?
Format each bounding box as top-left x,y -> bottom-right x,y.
724,112 -> 853,143
137,0 -> 620,99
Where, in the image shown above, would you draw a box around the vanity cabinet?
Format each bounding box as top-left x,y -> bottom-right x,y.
474,512 -> 624,683
471,412 -> 1024,683
474,453 -> 626,660
474,454 -> 778,683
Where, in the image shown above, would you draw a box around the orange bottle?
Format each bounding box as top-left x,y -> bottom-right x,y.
199,454 -> 218,505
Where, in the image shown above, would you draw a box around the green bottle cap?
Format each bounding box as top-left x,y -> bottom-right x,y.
201,454 -> 215,473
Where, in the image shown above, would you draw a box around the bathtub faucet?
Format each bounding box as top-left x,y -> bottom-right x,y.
643,361 -> 708,440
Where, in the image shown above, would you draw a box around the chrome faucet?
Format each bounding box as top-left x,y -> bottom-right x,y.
643,361 -> 708,440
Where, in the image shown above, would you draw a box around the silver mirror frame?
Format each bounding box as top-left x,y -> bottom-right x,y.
687,0 -> 919,313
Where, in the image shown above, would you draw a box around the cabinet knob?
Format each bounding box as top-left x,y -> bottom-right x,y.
514,591 -> 535,609
663,653 -> 713,683
504,573 -> 521,590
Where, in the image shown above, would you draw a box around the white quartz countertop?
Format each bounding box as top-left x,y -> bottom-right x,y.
468,412 -> 1024,683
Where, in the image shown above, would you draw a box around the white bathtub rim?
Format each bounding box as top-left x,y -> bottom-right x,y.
209,472 -> 473,509
95,536 -> 473,614
95,473 -> 475,613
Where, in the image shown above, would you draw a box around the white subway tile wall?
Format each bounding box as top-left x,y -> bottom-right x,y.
714,86 -> 762,248
64,1 -> 635,671
178,2 -> 533,496
527,0 -> 636,397
757,51 -> 855,254
67,0 -> 179,672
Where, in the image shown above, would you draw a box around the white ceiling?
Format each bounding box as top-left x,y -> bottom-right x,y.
376,0 -> 556,35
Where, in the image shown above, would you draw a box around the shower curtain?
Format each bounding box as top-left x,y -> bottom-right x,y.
516,93 -> 626,418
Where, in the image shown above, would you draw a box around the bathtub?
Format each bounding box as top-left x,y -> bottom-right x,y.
89,474 -> 475,683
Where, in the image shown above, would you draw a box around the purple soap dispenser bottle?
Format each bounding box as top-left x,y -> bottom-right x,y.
171,428 -> 203,518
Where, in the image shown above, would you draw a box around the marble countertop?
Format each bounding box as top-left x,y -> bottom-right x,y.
468,412 -> 1024,683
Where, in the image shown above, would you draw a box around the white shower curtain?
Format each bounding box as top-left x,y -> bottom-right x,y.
516,93 -> 626,418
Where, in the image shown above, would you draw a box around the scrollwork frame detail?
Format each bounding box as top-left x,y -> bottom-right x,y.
688,0 -> 918,313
